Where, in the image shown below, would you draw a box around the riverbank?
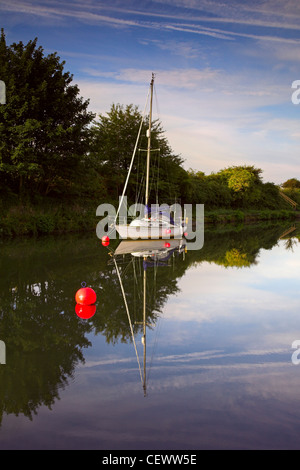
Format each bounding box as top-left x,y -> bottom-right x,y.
204,208 -> 300,225
0,202 -> 97,238
0,201 -> 299,238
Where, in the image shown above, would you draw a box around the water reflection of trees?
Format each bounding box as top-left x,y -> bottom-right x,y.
0,235 -> 98,425
282,237 -> 299,252
0,222 -> 299,423
188,222 -> 300,268
92,251 -> 188,344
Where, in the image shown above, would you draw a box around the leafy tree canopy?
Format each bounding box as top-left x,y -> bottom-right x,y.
216,165 -> 263,187
90,103 -> 185,203
281,178 -> 300,189
0,29 -> 95,197
227,168 -> 255,192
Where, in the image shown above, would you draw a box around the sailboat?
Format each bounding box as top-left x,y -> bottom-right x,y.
114,74 -> 187,240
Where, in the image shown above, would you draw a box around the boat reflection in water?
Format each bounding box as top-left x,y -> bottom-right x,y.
111,238 -> 186,396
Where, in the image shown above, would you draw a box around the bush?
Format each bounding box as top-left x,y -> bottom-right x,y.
259,210 -> 271,220
35,214 -> 56,234
235,210 -> 245,222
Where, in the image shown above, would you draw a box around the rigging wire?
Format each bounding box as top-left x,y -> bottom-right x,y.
134,149 -> 141,207
154,80 -> 161,120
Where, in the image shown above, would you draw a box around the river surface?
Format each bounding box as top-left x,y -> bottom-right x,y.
1,221 -> 300,450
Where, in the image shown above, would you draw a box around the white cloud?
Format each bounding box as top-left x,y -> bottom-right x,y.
138,39 -> 201,59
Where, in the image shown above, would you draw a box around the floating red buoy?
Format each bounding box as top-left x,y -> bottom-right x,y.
164,242 -> 171,248
75,286 -> 97,306
75,303 -> 96,319
101,235 -> 110,246
184,232 -> 188,237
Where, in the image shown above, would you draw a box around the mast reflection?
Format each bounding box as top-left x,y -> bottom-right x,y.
112,239 -> 186,396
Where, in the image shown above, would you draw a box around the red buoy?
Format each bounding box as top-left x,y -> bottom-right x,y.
164,242 -> 171,248
75,303 -> 96,319
75,286 -> 97,306
101,235 -> 110,246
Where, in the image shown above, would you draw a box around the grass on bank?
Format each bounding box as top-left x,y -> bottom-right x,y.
0,201 -> 98,237
204,208 -> 299,225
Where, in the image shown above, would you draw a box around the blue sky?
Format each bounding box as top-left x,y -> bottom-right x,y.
1,0 -> 300,184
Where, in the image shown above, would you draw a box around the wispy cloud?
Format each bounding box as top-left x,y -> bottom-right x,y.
0,0 -> 146,28
2,0 -> 300,45
153,0 -> 300,27
165,22 -> 300,45
139,39 -> 201,59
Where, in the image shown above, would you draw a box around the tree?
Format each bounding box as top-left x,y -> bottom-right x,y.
281,178 -> 300,189
217,165 -> 263,187
90,103 -> 185,203
0,29 -> 95,197
216,165 -> 263,207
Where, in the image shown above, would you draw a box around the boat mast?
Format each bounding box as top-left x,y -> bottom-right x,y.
145,73 -> 154,210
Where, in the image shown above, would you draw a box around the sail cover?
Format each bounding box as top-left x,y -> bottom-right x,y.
145,205 -> 175,225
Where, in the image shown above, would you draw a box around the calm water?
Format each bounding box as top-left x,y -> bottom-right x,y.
1,221 -> 300,450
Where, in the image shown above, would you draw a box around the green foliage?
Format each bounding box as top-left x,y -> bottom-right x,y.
216,166 -> 262,207
224,248 -> 252,268
0,202 -> 98,237
90,103 -> 143,199
227,168 -> 255,192
235,210 -> 245,222
35,214 -> 56,234
281,178 -> 300,189
184,165 -> 288,211
89,103 -> 184,204
217,165 -> 263,184
281,187 -> 300,206
0,29 -> 95,198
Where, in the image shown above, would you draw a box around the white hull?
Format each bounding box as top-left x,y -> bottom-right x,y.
115,220 -> 186,240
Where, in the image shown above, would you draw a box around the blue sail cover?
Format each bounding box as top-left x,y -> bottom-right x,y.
144,204 -> 151,217
145,205 -> 175,225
